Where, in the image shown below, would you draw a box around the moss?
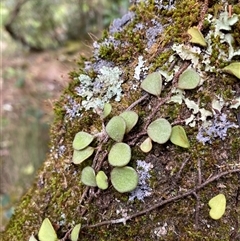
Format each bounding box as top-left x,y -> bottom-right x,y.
98,44 -> 119,60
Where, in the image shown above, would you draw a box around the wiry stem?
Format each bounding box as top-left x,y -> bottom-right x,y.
198,0 -> 209,30
82,168 -> 240,229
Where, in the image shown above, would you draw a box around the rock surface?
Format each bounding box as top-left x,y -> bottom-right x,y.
2,0 -> 240,240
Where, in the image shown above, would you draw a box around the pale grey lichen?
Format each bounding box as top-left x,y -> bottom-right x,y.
64,96 -> 82,120
75,66 -> 123,111
172,9 -> 239,74
50,144 -> 66,160
168,8 -> 239,135
129,160 -> 152,202
171,44 -> 202,68
204,11 -> 240,62
146,19 -> 164,49
58,145 -> 66,157
196,113 -> 238,144
92,60 -> 115,74
133,23 -> 144,32
132,18 -> 164,50
134,55 -> 148,81
109,11 -> 135,34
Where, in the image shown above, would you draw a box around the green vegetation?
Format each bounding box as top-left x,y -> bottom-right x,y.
208,194 -> 226,220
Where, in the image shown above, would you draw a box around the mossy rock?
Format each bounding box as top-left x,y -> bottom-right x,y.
2,1 -> 240,241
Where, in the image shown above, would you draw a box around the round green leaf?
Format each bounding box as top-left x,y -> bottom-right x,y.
81,166 -> 97,187
178,68 -> 200,90
147,118 -> 172,144
140,72 -> 162,97
38,218 -> 58,241
106,116 -> 126,142
208,194 -> 226,220
103,103 -> 112,118
111,166 -> 138,193
72,131 -> 94,150
223,62 -> 240,79
187,26 -> 207,47
96,171 -> 108,190
108,142 -> 131,167
72,146 -> 94,164
70,223 -> 81,241
170,125 -> 190,148
119,111 -> 139,133
140,137 -> 152,153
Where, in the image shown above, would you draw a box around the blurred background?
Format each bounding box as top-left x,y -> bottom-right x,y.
0,0 -> 129,230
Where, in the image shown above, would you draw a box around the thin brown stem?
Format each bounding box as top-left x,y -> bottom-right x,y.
82,168 -> 240,229
126,94 -> 149,111
197,158 -> 202,186
192,192 -> 200,229
197,0 -> 209,30
175,156 -> 191,181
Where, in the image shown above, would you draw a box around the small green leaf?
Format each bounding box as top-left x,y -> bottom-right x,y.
72,146 -> 94,164
140,137 -> 152,153
96,171 -> 108,190
147,118 -> 172,144
108,142 -> 131,167
111,166 -> 138,193
178,68 -> 200,90
140,72 -> 162,97
81,166 -> 97,187
223,62 -> 240,79
72,131 -> 94,150
187,26 -> 207,47
106,116 -> 126,142
70,223 -> 81,241
103,103 -> 112,118
38,218 -> 58,241
170,125 -> 190,148
119,111 -> 139,133
208,194 -> 226,220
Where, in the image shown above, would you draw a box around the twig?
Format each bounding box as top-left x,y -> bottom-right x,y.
94,151 -> 108,172
193,158 -> 202,228
144,96 -> 171,128
192,192 -> 200,229
126,94 -> 149,111
92,125 -> 108,168
235,170 -> 240,207
79,187 -> 90,206
127,130 -> 147,146
82,168 -> 240,229
197,158 -> 202,186
175,156 -> 191,181
126,61 -> 190,146
60,228 -> 73,241
197,0 -> 209,30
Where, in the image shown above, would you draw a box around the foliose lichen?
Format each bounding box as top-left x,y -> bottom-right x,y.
75,66 -> 123,111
